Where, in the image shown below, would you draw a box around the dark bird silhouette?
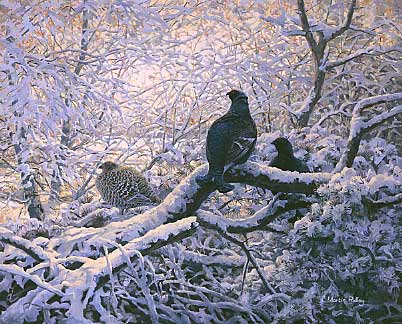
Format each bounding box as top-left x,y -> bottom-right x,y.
270,138 -> 309,223
270,137 -> 310,173
96,161 -> 161,213
196,90 -> 257,193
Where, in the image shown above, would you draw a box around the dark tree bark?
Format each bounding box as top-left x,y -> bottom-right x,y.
13,137 -> 44,220
296,0 -> 356,128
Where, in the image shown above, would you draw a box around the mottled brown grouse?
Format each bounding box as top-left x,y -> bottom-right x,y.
96,161 -> 161,213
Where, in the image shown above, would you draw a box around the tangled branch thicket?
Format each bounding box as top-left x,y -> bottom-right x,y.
1,152 -> 402,322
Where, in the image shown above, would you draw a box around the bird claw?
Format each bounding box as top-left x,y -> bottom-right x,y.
196,174 -> 213,186
217,182 -> 234,193
196,174 -> 234,193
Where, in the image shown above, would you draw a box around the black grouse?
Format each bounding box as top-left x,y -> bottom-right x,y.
270,137 -> 309,172
196,90 -> 257,193
96,161 -> 161,213
270,138 -> 310,223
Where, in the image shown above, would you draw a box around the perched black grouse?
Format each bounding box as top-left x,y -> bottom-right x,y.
270,137 -> 309,172
270,137 -> 309,223
196,90 -> 257,193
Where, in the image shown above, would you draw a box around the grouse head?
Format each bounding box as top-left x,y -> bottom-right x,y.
272,137 -> 294,156
99,161 -> 119,171
226,90 -> 250,116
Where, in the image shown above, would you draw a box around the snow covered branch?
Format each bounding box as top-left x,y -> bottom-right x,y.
335,94 -> 402,171
49,163 -> 330,254
325,0 -> 356,41
0,227 -> 49,263
0,264 -> 64,297
326,45 -> 402,70
365,193 -> 402,209
224,163 -> 331,193
197,195 -> 313,234
164,249 -> 248,269
0,218 -> 198,322
61,217 -> 198,292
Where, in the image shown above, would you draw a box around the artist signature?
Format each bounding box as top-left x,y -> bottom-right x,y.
325,296 -> 365,304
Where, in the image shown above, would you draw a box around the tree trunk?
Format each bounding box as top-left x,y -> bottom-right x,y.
48,3 -> 90,206
297,67 -> 326,129
5,33 -> 44,219
295,0 -> 356,128
13,129 -> 44,220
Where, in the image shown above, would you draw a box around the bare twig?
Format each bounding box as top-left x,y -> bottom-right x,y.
222,232 -> 276,295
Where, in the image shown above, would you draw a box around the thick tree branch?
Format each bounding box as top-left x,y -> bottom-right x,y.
61,218 -> 198,320
49,163 -> 330,256
197,195 -> 313,234
224,163 -> 330,193
297,0 -> 318,53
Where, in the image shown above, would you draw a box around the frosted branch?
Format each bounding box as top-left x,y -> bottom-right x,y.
197,195 -> 313,234
0,264 -> 64,296
365,193 -> 402,208
222,232 -> 277,295
50,163 -> 330,256
335,94 -> 402,171
60,217 -> 198,319
0,227 -> 49,262
326,46 -> 402,69
325,0 -> 356,40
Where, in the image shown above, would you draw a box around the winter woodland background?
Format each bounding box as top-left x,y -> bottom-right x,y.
0,0 -> 401,323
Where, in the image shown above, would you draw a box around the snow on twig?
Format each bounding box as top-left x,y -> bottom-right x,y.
0,264 -> 64,296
